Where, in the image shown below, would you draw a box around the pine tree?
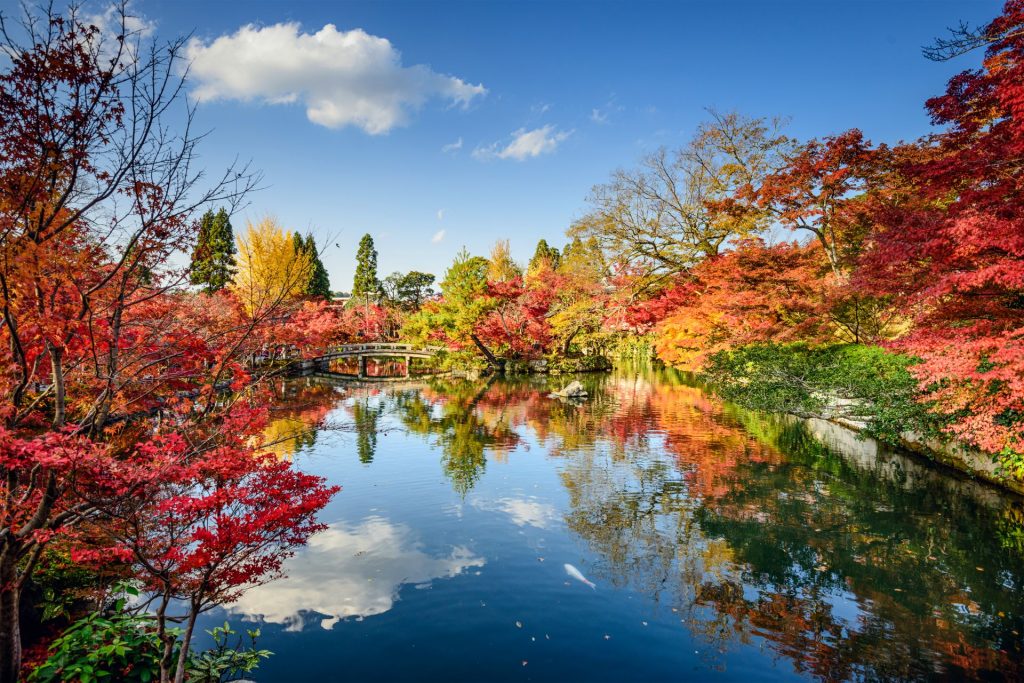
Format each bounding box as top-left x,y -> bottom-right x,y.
290,233 -> 333,299
304,234 -> 333,299
352,233 -> 380,298
190,208 -> 237,293
527,238 -> 560,273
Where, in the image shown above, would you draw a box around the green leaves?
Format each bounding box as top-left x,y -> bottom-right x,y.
186,622 -> 272,683
190,208 -> 237,293
703,342 -> 947,446
353,233 -> 381,297
28,607 -> 166,683
30,600 -> 272,683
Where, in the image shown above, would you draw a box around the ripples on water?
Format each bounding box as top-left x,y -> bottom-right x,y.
196,365 -> 1024,681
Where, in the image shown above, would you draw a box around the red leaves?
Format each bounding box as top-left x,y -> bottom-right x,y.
123,445 -> 338,605
753,130 -> 883,275
856,1 -> 1024,457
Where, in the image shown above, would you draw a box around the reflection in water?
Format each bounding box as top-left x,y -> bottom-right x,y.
392,380 -> 520,495
260,378 -> 340,458
226,516 -> 484,631
350,397 -> 384,463
257,367 -> 1024,681
471,496 -> 560,529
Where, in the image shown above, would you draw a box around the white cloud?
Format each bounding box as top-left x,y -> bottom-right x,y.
226,517 -> 484,630
431,229 -> 446,243
86,3 -> 155,62
441,137 -> 463,153
473,125 -> 572,161
472,496 -> 560,529
436,209 -> 444,220
186,23 -> 486,134
590,99 -> 623,125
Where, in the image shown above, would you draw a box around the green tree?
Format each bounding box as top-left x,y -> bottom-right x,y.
190,208 -> 236,293
352,233 -> 380,298
527,238 -> 560,274
559,236 -> 606,281
382,271 -> 435,309
293,233 -> 332,299
403,249 -> 501,368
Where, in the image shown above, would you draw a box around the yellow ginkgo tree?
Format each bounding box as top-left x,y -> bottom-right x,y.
232,216 -> 312,318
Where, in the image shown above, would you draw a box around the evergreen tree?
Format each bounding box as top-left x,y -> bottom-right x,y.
527,238 -> 561,273
304,234 -> 333,299
560,236 -> 606,280
290,233 -> 333,299
352,233 -> 380,298
190,208 -> 236,293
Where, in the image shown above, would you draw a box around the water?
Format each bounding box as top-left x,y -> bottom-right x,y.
196,366 -> 1024,681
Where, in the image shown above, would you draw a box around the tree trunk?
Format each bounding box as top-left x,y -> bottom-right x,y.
0,555 -> 21,683
172,602 -> 200,683
47,342 -> 65,428
562,329 -> 579,357
470,334 -> 503,371
155,589 -> 174,683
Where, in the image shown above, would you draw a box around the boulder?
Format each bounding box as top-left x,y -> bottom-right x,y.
551,380 -> 588,398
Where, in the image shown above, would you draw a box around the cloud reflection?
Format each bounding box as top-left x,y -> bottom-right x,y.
473,496 -> 560,529
227,516 -> 484,630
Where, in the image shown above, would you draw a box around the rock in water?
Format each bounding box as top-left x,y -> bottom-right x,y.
553,380 -> 588,398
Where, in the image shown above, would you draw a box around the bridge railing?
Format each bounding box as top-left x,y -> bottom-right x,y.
326,343 -> 445,355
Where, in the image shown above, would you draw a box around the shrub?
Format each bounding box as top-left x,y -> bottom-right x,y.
702,343 -> 947,446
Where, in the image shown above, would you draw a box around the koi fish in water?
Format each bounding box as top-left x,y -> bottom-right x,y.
564,563 -> 596,589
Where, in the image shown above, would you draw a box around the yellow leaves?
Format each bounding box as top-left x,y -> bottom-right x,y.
487,239 -> 521,283
231,216 -> 312,317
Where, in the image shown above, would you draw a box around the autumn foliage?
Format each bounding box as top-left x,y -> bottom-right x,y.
0,6 -> 337,682
653,240 -> 831,370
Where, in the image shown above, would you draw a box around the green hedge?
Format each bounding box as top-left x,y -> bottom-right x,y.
701,343 -> 946,446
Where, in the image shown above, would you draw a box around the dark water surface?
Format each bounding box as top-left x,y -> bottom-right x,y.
196,366 -> 1024,681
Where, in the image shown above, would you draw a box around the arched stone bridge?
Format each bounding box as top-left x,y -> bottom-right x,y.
297,343 -> 444,379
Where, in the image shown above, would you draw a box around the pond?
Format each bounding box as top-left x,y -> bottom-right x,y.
195,365 -> 1024,681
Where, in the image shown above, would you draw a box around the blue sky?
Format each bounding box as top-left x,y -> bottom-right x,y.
131,0 -> 999,291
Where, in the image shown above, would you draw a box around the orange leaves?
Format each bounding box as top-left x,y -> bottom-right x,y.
653,239 -> 833,371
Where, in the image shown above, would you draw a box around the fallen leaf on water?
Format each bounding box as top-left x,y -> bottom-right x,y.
976,566 -> 985,571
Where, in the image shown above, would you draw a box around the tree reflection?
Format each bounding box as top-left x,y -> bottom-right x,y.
264,369 -> 1024,680
350,397 -> 383,463
260,378 -> 338,458
392,378 -> 521,495
555,370 -> 1024,681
